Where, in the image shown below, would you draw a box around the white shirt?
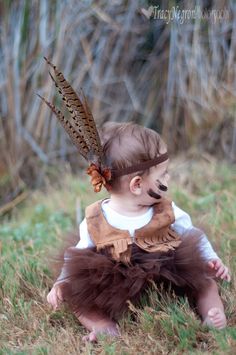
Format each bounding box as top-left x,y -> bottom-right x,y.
76,199 -> 219,261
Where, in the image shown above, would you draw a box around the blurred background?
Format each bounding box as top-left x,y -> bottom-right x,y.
1,3 -> 236,352
0,0 -> 235,214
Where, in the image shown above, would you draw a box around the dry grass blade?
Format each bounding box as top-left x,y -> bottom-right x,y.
0,0 -> 236,202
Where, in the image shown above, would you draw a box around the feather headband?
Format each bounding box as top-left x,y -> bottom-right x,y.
38,58 -> 168,192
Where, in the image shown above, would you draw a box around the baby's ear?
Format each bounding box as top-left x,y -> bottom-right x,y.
129,176 -> 143,195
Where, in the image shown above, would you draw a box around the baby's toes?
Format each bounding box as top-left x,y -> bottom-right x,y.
89,331 -> 98,342
207,308 -> 226,328
82,331 -> 97,343
208,307 -> 220,318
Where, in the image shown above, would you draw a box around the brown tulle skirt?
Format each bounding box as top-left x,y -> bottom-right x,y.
54,229 -> 212,320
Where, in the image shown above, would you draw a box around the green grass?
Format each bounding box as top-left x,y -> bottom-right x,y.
0,159 -> 236,354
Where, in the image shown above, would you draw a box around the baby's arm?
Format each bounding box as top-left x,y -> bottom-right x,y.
47,219 -> 95,309
75,218 -> 95,249
171,202 -> 231,282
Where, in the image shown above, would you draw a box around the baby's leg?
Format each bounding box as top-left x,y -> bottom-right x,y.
196,279 -> 226,329
74,308 -> 120,342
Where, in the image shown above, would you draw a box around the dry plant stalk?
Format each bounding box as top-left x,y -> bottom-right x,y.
0,0 -> 235,205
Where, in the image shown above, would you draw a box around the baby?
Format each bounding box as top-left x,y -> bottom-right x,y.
47,122 -> 230,342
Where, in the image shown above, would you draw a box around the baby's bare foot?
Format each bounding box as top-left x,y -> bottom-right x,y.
203,307 -> 227,329
82,331 -> 97,342
82,324 -> 120,343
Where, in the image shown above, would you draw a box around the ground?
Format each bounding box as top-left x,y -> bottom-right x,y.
0,156 -> 236,354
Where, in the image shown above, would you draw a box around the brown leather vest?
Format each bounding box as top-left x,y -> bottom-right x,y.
85,198 -> 182,264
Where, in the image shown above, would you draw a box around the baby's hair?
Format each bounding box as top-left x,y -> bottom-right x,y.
100,122 -> 167,191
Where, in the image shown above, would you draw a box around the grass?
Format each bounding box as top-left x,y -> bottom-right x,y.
0,157 -> 236,354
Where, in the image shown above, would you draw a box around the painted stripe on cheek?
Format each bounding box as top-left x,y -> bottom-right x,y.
158,184 -> 168,191
147,189 -> 161,200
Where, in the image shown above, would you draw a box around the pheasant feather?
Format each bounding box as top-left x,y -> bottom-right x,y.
43,57 -> 103,164
37,94 -> 89,159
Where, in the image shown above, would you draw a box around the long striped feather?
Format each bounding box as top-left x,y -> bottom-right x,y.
37,94 -> 89,159
47,72 -> 85,136
80,88 -> 103,156
44,57 -> 103,164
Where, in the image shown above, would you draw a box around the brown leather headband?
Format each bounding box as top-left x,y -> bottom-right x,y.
111,152 -> 169,178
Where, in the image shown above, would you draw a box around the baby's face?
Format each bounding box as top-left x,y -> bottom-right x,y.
140,159 -> 170,205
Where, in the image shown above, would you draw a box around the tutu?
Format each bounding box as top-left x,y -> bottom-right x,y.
55,228 -> 212,320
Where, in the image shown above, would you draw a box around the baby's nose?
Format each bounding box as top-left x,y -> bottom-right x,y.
159,176 -> 169,190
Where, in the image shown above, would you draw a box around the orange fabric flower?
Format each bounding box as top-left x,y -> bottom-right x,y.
87,164 -> 112,193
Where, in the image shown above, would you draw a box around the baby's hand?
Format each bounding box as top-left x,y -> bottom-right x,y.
47,283 -> 64,310
208,259 -> 231,282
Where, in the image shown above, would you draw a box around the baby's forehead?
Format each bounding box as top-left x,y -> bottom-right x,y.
149,159 -> 169,174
